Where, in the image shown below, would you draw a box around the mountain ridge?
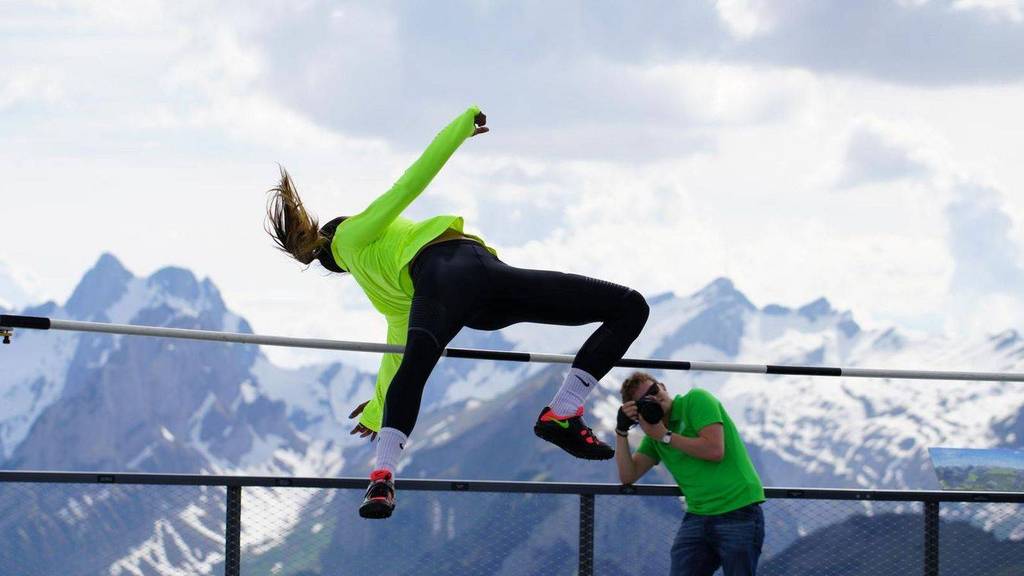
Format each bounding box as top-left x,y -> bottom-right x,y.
3,253 -> 1024,574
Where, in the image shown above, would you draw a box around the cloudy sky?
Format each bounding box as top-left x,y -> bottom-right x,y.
3,0 -> 1024,368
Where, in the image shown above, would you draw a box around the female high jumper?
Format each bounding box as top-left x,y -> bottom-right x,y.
266,106 -> 649,519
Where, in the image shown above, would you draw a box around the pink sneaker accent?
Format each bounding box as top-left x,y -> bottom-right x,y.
541,406 -> 584,421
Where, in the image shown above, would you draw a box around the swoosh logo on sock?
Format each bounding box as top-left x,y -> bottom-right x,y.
575,375 -> 591,388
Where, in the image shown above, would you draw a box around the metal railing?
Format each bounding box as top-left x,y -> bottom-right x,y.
2,471 -> 1023,576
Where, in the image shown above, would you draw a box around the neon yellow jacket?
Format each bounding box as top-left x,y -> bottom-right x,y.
332,106 -> 497,431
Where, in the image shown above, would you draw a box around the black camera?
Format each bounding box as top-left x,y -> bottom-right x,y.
636,396 -> 664,424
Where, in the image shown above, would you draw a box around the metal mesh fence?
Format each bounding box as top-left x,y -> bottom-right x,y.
594,494 -> 683,574
239,487 -> 580,576
758,499 -> 925,576
595,496 -> 929,576
937,501 -> 1024,575
2,476 -> 1024,576
0,481 -> 226,576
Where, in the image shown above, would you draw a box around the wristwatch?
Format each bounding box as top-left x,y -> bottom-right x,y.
660,430 -> 673,445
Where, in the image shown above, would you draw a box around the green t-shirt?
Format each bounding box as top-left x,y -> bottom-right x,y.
331,106 -> 497,431
636,388 -> 764,515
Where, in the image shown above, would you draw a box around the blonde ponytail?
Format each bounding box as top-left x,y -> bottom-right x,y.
265,167 -> 329,265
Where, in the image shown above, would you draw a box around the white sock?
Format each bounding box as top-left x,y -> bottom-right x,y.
549,367 -> 599,416
374,427 -> 408,475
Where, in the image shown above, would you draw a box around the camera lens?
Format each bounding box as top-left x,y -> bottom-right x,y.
637,397 -> 664,424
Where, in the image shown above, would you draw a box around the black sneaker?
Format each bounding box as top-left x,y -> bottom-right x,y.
533,406 -> 614,460
358,469 -> 396,519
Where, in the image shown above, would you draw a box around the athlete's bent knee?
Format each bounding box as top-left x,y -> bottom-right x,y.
621,289 -> 650,333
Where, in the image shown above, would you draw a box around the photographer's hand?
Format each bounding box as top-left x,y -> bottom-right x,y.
638,417 -> 667,441
615,403 -> 658,484
621,400 -> 639,422
616,405 -> 638,434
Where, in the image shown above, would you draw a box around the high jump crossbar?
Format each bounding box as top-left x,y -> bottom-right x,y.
2,314 -> 1023,383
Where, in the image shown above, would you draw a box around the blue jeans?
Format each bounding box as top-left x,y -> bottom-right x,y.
669,503 -> 764,576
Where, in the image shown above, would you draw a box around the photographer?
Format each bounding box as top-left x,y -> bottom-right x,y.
616,372 -> 765,576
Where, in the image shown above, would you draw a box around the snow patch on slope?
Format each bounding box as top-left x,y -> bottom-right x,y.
0,318 -> 78,460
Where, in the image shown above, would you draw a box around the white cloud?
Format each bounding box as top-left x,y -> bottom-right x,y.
836,121 -> 932,188
952,0 -> 1024,23
638,61 -> 815,127
0,68 -> 64,111
4,1 -> 1024,367
714,0 -> 780,39
731,0 -> 1024,85
946,180 -> 1024,296
50,0 -> 168,26
0,262 -> 41,311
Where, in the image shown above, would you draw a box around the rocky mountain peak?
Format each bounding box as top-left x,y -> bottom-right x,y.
694,277 -> 755,311
64,253 -> 133,320
797,297 -> 834,321
147,266 -> 202,301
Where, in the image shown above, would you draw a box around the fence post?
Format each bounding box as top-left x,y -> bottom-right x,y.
225,485 -> 242,576
923,500 -> 939,576
579,494 -> 595,576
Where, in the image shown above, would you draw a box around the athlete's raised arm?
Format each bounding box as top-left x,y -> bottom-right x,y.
336,106 -> 487,248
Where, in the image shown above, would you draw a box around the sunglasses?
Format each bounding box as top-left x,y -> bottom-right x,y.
641,380 -> 663,399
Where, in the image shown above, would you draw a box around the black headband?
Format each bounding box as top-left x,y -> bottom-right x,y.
317,217 -> 347,273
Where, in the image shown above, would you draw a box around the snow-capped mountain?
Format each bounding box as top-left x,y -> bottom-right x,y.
377,276 -> 1024,493
640,278 -> 1024,492
253,276 -> 1024,575
0,253 -> 374,474
0,261 -> 39,311
0,254 -> 375,575
3,255 -> 1024,575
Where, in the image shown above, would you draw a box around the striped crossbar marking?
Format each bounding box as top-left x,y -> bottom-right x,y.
767,365 -> 843,376
0,315 -> 50,330
3,314 -> 1024,382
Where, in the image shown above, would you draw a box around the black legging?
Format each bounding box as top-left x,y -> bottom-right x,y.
382,240 -> 650,436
